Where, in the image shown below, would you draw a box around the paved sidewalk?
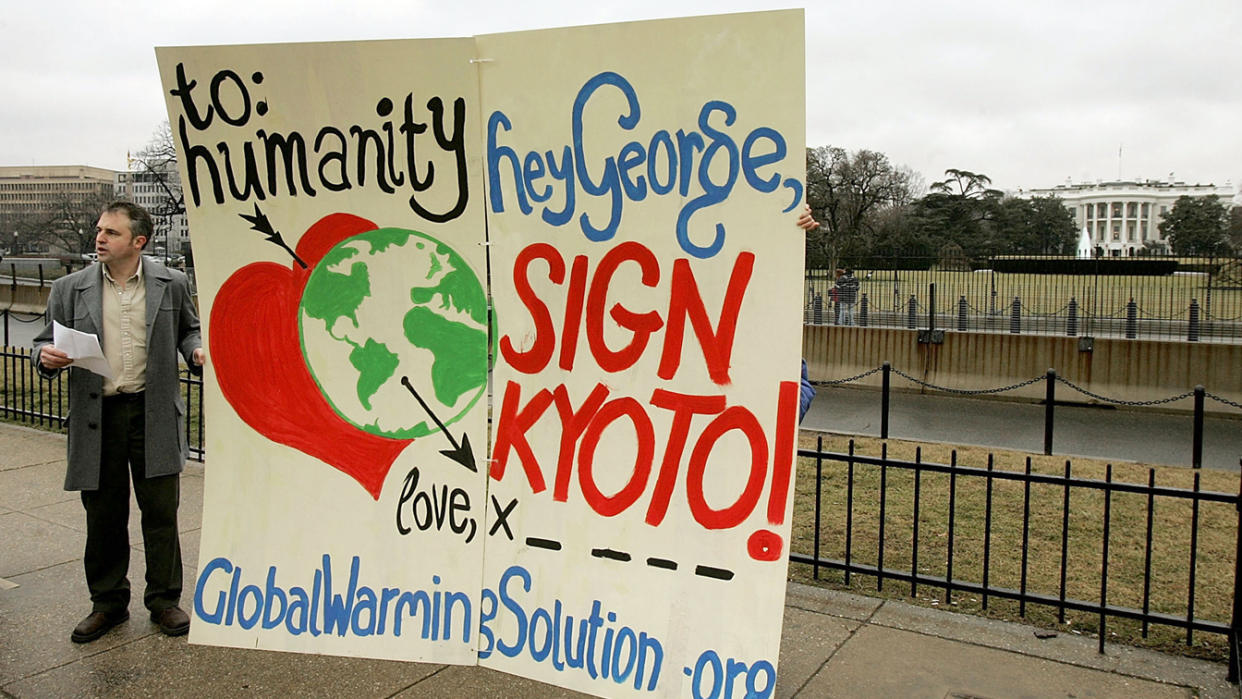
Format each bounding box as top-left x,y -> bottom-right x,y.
1,421 -> 1235,697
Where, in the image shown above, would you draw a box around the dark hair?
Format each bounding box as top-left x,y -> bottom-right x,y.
103,201 -> 153,248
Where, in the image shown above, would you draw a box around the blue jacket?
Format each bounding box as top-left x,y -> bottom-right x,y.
799,359 -> 815,423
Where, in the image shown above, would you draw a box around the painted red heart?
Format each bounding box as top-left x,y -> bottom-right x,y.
210,213 -> 412,499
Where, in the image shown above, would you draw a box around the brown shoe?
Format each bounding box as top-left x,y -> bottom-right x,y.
150,606 -> 190,636
71,610 -> 129,643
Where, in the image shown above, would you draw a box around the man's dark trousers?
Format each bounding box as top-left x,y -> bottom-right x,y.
81,393 -> 182,615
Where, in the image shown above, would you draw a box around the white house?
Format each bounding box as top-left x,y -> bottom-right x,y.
1017,178 -> 1235,256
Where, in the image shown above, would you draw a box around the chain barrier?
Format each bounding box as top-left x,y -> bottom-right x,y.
1130,303 -> 1181,321
2,310 -> 47,324
1205,392 -> 1242,412
1053,375 -> 1194,406
819,365 -> 885,385
825,364 -> 1223,408
888,366 -> 1045,395
1019,302 -> 1072,318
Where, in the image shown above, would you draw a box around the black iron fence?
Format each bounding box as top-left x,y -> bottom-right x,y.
5,343 -> 1240,679
791,437 -> 1242,682
1,345 -> 205,460
1,256 -> 87,284
806,255 -> 1242,343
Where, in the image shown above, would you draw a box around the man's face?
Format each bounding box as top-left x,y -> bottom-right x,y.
95,210 -> 144,268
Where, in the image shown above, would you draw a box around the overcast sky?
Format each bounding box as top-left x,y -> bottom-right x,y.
3,0 -> 1238,195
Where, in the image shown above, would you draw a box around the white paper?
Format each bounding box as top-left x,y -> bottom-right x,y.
53,320 -> 113,380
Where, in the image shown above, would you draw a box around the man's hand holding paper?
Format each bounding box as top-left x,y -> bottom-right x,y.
47,321 -> 114,380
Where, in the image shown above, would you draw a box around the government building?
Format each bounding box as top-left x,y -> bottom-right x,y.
1018,178 -> 1235,256
1,164 -> 187,258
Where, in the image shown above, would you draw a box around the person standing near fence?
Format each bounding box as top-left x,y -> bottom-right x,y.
30,201 -> 205,643
835,267 -> 860,326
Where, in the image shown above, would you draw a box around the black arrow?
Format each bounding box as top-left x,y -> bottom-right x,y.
239,203 -> 307,269
400,376 -> 477,472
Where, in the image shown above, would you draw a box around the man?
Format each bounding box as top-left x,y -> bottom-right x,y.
797,206 -> 818,422
31,202 -> 204,643
834,267 -> 860,326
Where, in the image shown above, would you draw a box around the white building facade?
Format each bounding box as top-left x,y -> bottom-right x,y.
113,162 -> 189,258
1018,179 -> 1235,257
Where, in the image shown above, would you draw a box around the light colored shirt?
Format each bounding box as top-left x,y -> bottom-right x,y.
100,263 -> 147,396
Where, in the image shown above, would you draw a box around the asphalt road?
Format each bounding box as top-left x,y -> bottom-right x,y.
803,384 -> 1242,471
1,311 -> 44,349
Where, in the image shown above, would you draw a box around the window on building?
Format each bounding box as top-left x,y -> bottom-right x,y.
1127,222 -> 1135,241
1127,202 -> 1137,217
1097,203 -> 1107,218
1141,203 -> 1149,216
1112,202 -> 1123,217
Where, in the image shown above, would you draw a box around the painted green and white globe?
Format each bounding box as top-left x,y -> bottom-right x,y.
298,227 -> 488,438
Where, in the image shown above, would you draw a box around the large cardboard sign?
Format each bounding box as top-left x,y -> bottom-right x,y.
156,38 -> 489,665
158,10 -> 804,697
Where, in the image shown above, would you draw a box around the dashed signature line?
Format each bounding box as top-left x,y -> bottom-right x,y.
524,537 -> 732,581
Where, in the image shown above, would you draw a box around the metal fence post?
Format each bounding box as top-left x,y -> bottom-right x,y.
1189,299 -> 1200,342
859,293 -> 869,327
957,295 -> 967,331
928,282 -> 936,333
1228,463 -> 1242,683
1193,386 -> 1205,469
1044,369 -> 1056,456
1066,297 -> 1078,336
812,292 -> 823,325
1125,298 -> 1138,339
1010,296 -> 1021,334
907,295 -> 917,329
881,362 -> 891,440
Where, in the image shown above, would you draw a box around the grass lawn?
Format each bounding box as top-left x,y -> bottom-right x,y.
789,431 -> 1240,663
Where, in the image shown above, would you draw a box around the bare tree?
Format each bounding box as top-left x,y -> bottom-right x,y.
18,188 -> 114,256
128,122 -> 186,257
804,146 -> 920,269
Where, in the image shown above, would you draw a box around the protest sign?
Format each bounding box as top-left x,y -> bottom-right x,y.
158,10 -> 804,696
478,12 -> 806,696
157,37 -> 490,663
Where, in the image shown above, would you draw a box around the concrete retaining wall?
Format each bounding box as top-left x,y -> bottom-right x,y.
0,283 -> 51,314
803,325 -> 1242,416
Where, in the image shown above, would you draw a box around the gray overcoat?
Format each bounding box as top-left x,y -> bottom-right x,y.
30,257 -> 202,491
